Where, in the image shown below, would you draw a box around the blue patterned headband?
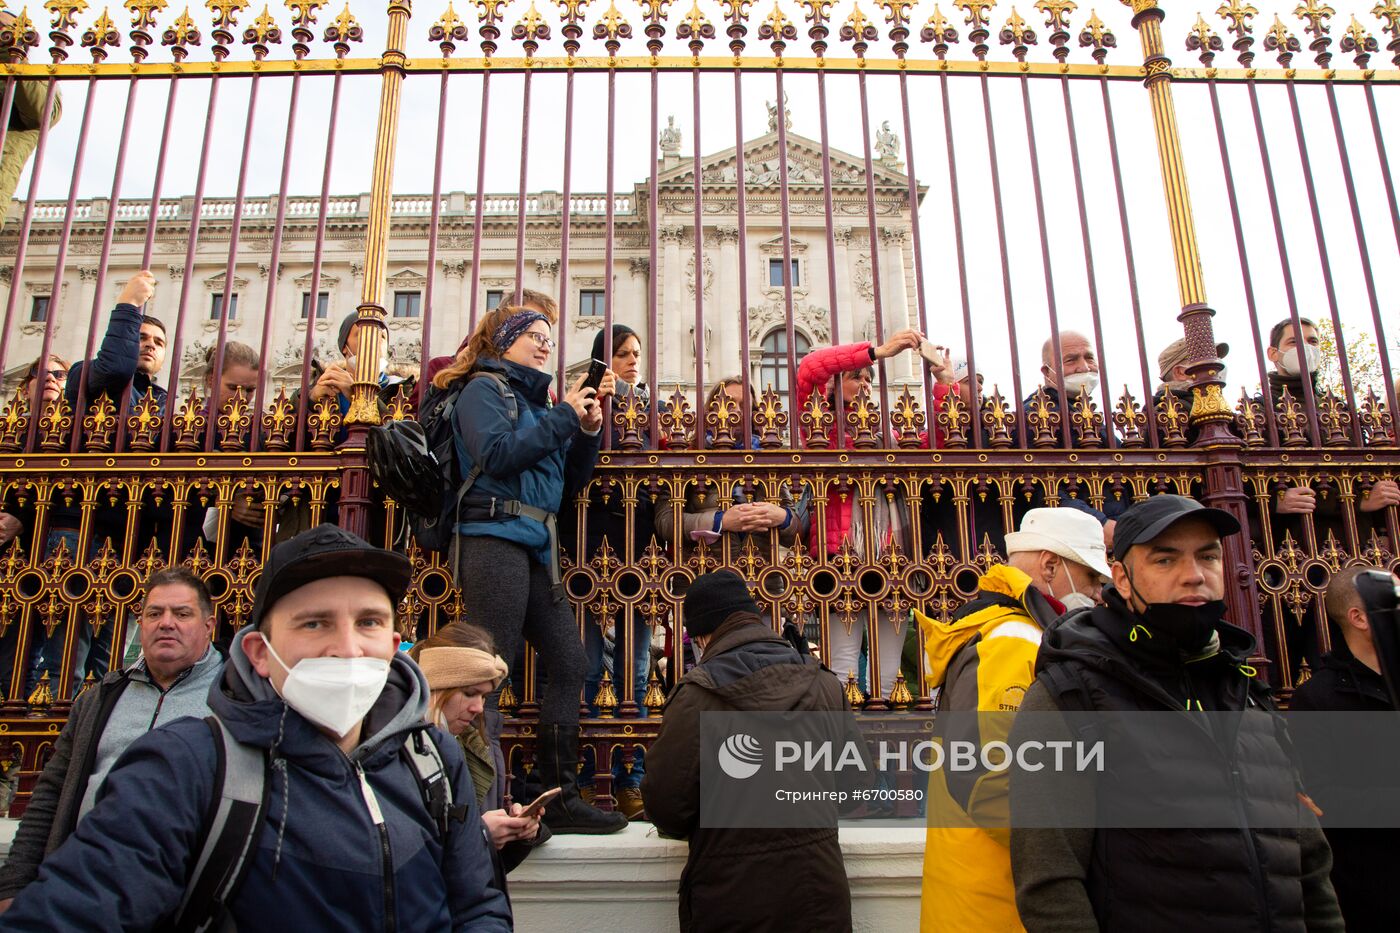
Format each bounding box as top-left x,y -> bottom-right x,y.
492,310 -> 548,354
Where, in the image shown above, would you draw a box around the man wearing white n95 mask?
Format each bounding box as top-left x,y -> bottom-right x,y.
0,524 -> 511,932
916,506 -> 1110,933
1020,331 -> 1104,449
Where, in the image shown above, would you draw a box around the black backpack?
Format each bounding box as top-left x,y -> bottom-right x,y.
367,371 -> 518,557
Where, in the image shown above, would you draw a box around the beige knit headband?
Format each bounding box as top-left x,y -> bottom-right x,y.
417,647 -> 509,691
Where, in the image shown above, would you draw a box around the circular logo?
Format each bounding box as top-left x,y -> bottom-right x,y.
717,733 -> 764,780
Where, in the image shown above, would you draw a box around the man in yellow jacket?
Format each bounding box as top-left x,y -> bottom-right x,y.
917,507 -> 1110,933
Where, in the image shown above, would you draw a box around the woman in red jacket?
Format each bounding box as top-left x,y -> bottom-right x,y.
795,328 -> 927,701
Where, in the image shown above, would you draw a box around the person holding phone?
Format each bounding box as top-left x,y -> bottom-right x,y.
410,623 -> 549,872
432,304 -> 625,834
564,323 -> 659,819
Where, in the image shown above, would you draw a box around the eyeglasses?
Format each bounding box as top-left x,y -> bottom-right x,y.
525,331 -> 557,352
46,369 -> 68,381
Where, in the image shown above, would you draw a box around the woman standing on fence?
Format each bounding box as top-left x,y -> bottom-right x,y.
795,330 -> 927,702
411,622 -> 550,871
432,304 -> 626,834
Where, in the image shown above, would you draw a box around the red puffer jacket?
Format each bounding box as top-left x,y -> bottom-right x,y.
795,341 -> 930,557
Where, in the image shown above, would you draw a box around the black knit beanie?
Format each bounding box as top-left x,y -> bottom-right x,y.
591,323 -> 639,363
684,570 -> 759,638
338,313 -> 358,355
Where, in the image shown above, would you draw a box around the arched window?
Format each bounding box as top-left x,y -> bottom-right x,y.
758,328 -> 811,394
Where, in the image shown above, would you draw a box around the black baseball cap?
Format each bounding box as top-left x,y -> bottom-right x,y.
1112,495 -> 1240,562
250,524 -> 413,628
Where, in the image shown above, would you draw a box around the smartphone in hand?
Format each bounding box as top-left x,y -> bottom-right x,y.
519,786 -> 562,819
582,358 -> 608,394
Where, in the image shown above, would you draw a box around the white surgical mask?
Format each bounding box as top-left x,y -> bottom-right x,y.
261,639 -> 391,738
1060,592 -> 1097,612
1061,372 -> 1099,396
1277,344 -> 1320,378
1054,563 -> 1098,612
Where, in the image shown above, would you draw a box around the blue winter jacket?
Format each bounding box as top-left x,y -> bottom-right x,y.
452,356 -> 601,565
63,303 -> 167,413
0,627 -> 512,932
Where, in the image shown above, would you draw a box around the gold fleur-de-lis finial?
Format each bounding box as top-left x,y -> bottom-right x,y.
1340,13 -> 1377,64
1216,0 -> 1257,37
1000,5 -> 1035,51
124,0 -> 166,30
923,3 -> 963,49
434,2 -> 465,36
1034,0 -> 1075,32
1344,13 -> 1372,46
637,0 -> 670,26
719,0 -> 750,27
81,7 -> 120,52
953,0 -> 996,29
1191,13 -> 1216,47
797,0 -> 833,26
874,0 -> 914,29
207,0 -> 249,29
555,0 -> 589,27
1079,7 -> 1112,49
1371,1 -> 1399,36
762,0 -> 792,37
1267,13 -> 1295,48
328,2 -> 356,35
282,0 -> 322,28
516,0 -> 548,39
161,5 -> 201,49
924,3 -> 953,39
676,0 -> 713,43
47,0 -> 90,32
594,0 -> 630,41
1293,0 -> 1334,37
474,0 -> 507,26
841,1 -> 874,39
243,4 -> 281,44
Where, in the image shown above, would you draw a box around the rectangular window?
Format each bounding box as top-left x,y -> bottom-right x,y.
392,291 -> 421,319
210,293 -> 239,320
300,292 -> 329,320
486,290 -> 504,312
579,289 -> 605,317
29,295 -> 50,323
768,258 -> 800,287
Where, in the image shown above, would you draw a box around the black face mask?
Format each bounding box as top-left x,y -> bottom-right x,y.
1139,600 -> 1228,653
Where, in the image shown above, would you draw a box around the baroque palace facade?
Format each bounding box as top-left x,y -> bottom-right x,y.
2,116 -> 925,395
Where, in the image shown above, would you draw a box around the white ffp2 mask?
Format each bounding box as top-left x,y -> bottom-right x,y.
1277,344 -> 1320,378
262,639 -> 391,738
1062,372 -> 1099,397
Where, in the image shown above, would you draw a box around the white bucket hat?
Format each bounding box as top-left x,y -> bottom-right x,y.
1004,507 -> 1112,581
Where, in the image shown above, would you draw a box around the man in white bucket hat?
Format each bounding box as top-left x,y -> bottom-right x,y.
916,506 -> 1110,932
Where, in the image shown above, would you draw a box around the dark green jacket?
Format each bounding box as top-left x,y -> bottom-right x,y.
1,80 -> 61,224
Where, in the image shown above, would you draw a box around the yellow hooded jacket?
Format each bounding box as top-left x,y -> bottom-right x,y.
917,564 -> 1060,933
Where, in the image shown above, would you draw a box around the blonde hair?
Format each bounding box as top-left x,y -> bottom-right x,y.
410,622 -> 498,731
432,303 -> 558,390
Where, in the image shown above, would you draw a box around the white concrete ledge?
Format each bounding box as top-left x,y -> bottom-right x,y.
1,817 -> 925,931
510,822 -> 924,932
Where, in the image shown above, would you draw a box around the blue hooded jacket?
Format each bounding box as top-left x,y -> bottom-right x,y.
452,356 -> 601,564
63,303 -> 167,413
0,628 -> 512,932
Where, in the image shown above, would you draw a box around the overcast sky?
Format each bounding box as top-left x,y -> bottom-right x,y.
14,0 -> 1399,405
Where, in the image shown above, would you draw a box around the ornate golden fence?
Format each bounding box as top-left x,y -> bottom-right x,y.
0,0 -> 1396,811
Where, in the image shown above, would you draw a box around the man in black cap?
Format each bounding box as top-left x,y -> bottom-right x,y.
642,570 -> 854,932
0,525 -> 511,932
1008,495 -> 1342,932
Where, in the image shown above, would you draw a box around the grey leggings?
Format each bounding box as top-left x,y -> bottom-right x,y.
454,534 -> 585,727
